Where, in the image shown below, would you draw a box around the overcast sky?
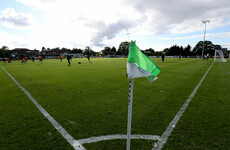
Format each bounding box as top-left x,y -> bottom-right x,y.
0,0 -> 230,51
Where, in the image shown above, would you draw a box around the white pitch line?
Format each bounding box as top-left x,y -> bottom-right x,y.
153,61 -> 215,150
77,134 -> 161,144
1,66 -> 85,150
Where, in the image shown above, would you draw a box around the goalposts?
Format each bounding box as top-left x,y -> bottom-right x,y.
214,50 -> 227,62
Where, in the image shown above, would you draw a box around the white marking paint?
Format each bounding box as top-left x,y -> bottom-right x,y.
153,61 -> 215,150
77,134 -> 161,144
1,66 -> 85,150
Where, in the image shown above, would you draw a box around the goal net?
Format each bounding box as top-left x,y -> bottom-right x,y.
214,50 -> 227,62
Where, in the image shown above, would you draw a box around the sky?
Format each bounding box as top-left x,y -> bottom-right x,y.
0,0 -> 230,52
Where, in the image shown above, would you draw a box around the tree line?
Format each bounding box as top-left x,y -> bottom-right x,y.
116,40 -> 222,56
163,41 -> 221,57
0,40 -> 223,58
103,40 -> 222,56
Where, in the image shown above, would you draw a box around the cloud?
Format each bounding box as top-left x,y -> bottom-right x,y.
86,18 -> 144,47
221,43 -> 230,49
0,29 -> 29,48
16,0 -> 57,8
160,32 -> 230,40
128,0 -> 230,34
0,8 -> 34,29
159,35 -> 202,40
208,32 -> 230,38
4,0 -> 230,51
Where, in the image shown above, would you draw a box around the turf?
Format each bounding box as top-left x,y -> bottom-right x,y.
0,58 -> 229,149
0,64 -> 72,150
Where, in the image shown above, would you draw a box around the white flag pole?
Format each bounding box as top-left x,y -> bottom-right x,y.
126,78 -> 134,150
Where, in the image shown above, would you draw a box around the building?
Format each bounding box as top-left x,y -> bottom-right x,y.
11,48 -> 39,59
63,53 -> 84,58
41,49 -> 75,58
221,48 -> 228,54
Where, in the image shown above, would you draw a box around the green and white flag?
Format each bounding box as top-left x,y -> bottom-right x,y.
127,41 -> 161,82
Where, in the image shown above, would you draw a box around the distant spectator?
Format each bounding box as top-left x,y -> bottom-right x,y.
67,55 -> 71,65
3,57 -> 6,64
22,58 -> 25,64
203,54 -> 207,61
7,58 -> 11,64
207,53 -> 209,60
60,56 -> 63,62
39,56 -> 43,63
87,55 -> 90,62
162,53 -> 165,62
32,56 -> 35,63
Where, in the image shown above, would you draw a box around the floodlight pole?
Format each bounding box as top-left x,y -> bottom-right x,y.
91,40 -> 93,51
201,20 -> 210,58
126,79 -> 134,150
127,33 -> 131,42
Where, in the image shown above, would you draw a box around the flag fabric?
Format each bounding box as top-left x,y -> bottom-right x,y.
127,41 -> 161,82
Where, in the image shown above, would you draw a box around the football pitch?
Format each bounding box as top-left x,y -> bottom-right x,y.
1,58 -> 230,150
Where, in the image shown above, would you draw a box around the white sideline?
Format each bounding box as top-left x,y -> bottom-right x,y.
153,61 -> 215,150
77,134 -> 161,144
1,66 -> 85,150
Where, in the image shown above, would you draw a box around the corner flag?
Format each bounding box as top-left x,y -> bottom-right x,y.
126,41 -> 161,150
127,41 -> 161,82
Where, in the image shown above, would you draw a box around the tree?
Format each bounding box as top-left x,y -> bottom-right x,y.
0,49 -> 5,57
214,44 -> 221,50
0,46 -> 10,57
144,48 -> 155,53
154,51 -> 162,56
61,47 -> 71,52
52,47 -> 60,51
117,41 -> 130,56
84,46 -> 91,56
183,44 -> 192,56
165,45 -> 182,56
163,48 -> 170,55
193,41 -> 220,56
42,47 -> 46,51
72,48 -> 83,53
84,46 -> 96,56
101,46 -> 111,55
2,46 -> 9,51
144,48 -> 155,56
5,50 -> 11,57
111,47 -> 116,53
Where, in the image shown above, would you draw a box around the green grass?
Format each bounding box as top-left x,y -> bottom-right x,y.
0,63 -> 72,150
0,58 -> 229,149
